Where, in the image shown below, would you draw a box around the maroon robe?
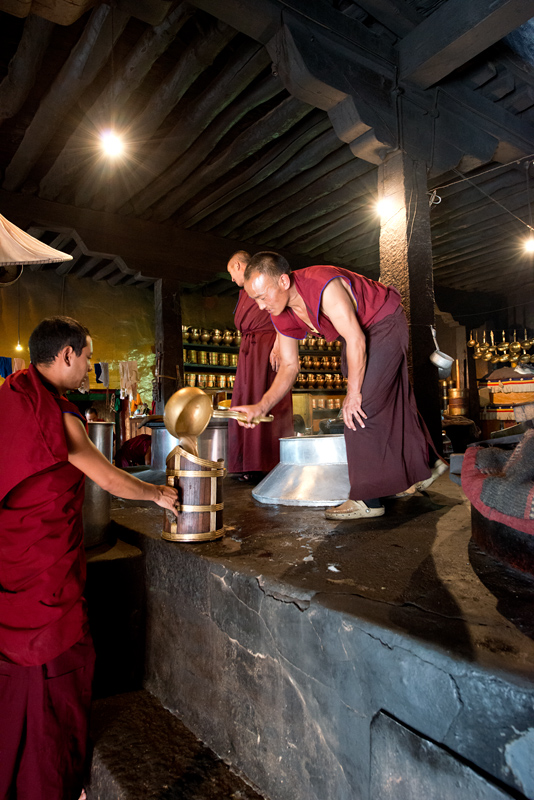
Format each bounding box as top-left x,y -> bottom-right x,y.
229,291 -> 293,474
272,266 -> 431,500
116,433 -> 152,467
0,365 -> 89,666
0,365 -> 94,799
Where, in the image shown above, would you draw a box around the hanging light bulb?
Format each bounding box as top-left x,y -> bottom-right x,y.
376,197 -> 394,218
524,236 -> 534,253
100,129 -> 124,157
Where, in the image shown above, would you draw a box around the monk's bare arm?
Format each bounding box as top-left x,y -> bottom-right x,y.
269,332 -> 281,371
320,279 -> 367,431
63,414 -> 178,512
232,334 -> 299,425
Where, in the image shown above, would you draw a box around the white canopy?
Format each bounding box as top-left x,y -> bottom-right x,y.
0,213 -> 73,266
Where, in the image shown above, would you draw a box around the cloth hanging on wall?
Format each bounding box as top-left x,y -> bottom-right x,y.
100,363 -> 109,388
0,357 -> 13,378
119,361 -> 138,400
12,358 -> 26,372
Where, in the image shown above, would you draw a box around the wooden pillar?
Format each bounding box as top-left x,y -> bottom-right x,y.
378,150 -> 442,452
154,279 -> 183,414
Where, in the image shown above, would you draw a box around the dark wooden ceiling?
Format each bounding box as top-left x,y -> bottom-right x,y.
1,0 -> 534,314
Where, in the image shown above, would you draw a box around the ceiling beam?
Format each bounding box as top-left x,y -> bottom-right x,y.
0,189 -> 309,283
398,0 -> 534,90
0,15 -> 54,125
3,5 -> 130,193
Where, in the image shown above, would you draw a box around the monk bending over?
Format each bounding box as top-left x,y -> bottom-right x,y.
232,251 -> 444,520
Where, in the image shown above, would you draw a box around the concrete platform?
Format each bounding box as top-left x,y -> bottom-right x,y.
105,475 -> 534,800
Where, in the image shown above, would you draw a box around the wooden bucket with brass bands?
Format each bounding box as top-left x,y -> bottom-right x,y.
163,445 -> 225,542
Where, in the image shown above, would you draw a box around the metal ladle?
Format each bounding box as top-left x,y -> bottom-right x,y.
164,387 -> 273,457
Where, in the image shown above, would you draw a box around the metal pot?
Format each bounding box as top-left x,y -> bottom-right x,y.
83,422 -> 114,548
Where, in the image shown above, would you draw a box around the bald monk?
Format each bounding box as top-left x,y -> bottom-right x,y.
0,316 -> 177,800
226,250 -> 293,479
233,252 -> 445,520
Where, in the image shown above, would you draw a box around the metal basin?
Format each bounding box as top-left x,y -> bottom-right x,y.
252,434 -> 350,507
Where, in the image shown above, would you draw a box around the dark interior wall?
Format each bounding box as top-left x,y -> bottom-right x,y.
181,291 -> 237,329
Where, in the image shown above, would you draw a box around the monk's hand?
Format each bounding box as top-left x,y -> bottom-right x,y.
153,484 -> 179,513
231,403 -> 264,428
269,346 -> 281,372
342,391 -> 367,431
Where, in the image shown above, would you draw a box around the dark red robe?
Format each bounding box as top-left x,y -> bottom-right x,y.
116,433 -> 152,467
0,365 -> 94,799
229,291 -> 294,474
0,365 -> 89,666
272,266 -> 431,500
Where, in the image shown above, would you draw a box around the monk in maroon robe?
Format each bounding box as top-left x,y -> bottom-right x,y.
226,251 -> 293,477
233,252 -> 445,521
0,316 -> 177,800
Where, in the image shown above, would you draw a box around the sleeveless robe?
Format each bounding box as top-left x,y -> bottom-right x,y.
271,266 -> 432,499
229,291 -> 293,474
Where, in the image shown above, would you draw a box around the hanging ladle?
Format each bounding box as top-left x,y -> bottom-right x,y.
163,387 -> 273,457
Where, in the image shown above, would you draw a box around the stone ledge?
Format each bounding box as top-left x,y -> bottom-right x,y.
87,690 -> 267,800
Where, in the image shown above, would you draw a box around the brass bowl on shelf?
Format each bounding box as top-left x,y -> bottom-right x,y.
234,331 -> 242,347
230,353 -> 238,366
197,374 -> 207,388
219,353 -> 229,366
211,329 -> 222,345
317,337 -> 326,349
198,351 -> 208,364
182,325 -> 190,342
187,350 -> 197,364
200,329 -> 211,344
189,328 -> 200,342
208,352 -> 219,366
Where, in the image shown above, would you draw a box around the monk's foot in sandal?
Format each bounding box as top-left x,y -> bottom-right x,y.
395,484 -> 417,498
415,459 -> 449,491
325,500 -> 385,520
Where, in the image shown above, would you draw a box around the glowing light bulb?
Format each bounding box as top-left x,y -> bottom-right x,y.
376,198 -> 394,218
15,342 -> 23,351
524,237 -> 534,253
100,130 -> 124,157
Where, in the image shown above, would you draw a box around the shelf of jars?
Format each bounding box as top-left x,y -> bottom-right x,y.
182,326 -> 241,350
182,326 -> 241,391
296,334 -> 344,392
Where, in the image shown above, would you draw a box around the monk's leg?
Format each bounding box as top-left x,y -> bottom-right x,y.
15,634 -> 95,800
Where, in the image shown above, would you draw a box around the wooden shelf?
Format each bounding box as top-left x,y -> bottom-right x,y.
184,363 -> 237,372
184,342 -> 239,353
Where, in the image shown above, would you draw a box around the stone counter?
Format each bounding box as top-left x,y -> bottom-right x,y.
108,475 -> 534,800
